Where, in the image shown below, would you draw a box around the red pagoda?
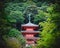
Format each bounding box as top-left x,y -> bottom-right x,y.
21,14 -> 39,47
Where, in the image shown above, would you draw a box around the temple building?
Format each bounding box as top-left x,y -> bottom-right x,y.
21,14 -> 39,47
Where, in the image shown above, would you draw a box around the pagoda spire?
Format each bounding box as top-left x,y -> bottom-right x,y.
28,13 -> 31,23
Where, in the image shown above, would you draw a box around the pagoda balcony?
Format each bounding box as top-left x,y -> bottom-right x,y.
21,31 -> 40,34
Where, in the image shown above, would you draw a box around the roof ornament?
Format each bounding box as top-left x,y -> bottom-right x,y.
28,13 -> 31,23
22,13 -> 38,27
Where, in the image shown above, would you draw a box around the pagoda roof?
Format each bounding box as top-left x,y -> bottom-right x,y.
21,22 -> 38,27
25,37 -> 39,40
22,13 -> 39,27
21,31 -> 39,34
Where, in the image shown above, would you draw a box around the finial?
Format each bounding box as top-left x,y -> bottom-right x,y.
28,13 -> 31,23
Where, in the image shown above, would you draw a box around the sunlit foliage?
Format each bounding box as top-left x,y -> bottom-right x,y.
37,4 -> 60,48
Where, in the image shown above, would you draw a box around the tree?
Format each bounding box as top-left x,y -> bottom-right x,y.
33,10 -> 47,24
3,28 -> 26,48
0,1 -> 26,48
37,3 -> 60,48
7,11 -> 24,23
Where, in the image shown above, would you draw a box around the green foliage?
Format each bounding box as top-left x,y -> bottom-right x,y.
5,3 -> 24,12
33,2 -> 49,24
3,37 -> 21,48
5,0 -> 49,24
8,28 -> 26,44
3,28 -> 26,48
7,28 -> 21,37
37,4 -> 60,48
34,10 -> 47,24
37,22 -> 56,48
26,45 -> 32,48
7,11 -> 24,23
5,3 -> 25,24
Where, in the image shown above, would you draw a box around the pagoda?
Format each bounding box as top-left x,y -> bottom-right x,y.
21,14 -> 39,47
